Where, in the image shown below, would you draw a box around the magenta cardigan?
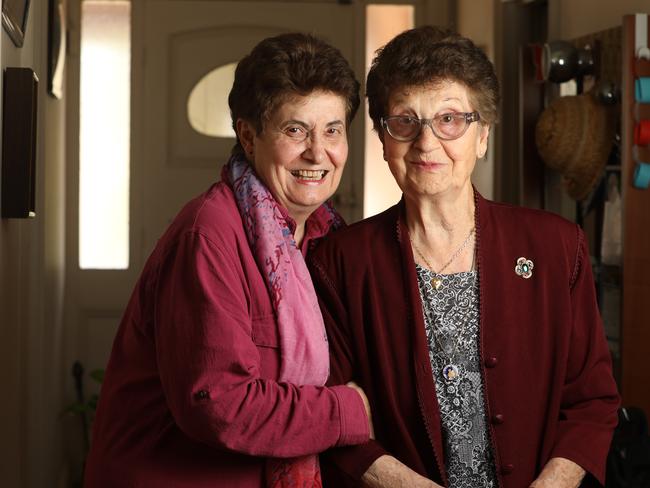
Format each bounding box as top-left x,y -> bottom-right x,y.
84,181 -> 368,487
309,193 -> 620,487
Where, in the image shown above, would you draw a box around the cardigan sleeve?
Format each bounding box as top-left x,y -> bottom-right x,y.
548,227 -> 620,485
152,230 -> 369,458
309,256 -> 390,484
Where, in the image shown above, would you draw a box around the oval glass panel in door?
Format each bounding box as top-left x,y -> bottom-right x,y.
187,62 -> 237,138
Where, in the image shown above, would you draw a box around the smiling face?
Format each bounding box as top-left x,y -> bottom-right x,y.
381,80 -> 490,200
237,90 -> 348,223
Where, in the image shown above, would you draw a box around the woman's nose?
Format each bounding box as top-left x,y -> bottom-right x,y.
413,122 -> 442,151
303,134 -> 326,163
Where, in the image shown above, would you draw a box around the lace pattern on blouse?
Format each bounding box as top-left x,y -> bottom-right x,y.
415,265 -> 498,488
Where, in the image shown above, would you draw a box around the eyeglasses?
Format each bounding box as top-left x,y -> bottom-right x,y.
278,123 -> 346,145
381,112 -> 480,142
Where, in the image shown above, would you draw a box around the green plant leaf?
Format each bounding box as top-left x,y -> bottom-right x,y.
63,403 -> 93,415
88,394 -> 99,410
90,369 -> 105,384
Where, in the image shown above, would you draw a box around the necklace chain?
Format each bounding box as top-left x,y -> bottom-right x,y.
408,226 -> 476,381
410,227 -> 475,275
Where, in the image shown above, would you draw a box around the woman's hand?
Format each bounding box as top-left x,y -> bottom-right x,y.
361,455 -> 443,488
529,457 -> 585,488
346,381 -> 374,439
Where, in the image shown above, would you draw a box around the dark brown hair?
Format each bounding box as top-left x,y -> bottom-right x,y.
366,26 -> 499,132
228,32 -> 360,154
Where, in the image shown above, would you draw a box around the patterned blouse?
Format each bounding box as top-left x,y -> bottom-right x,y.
415,265 -> 498,488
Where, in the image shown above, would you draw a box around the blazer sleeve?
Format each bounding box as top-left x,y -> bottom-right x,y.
310,255 -> 389,484
549,227 -> 620,485
153,230 -> 369,458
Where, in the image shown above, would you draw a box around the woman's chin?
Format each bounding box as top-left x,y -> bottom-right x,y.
286,192 -> 333,214
403,177 -> 448,197
287,181 -> 336,206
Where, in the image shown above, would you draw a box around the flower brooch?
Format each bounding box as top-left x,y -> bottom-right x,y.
515,257 -> 534,279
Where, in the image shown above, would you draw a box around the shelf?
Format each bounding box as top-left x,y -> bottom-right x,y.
620,14 -> 650,416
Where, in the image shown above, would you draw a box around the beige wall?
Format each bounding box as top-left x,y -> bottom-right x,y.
363,5 -> 414,218
0,0 -> 67,486
361,0 -> 456,217
554,0 -> 649,39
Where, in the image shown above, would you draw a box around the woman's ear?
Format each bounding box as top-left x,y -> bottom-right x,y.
476,124 -> 490,159
236,119 -> 256,158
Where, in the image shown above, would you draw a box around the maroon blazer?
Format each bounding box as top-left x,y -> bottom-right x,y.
309,193 -> 620,487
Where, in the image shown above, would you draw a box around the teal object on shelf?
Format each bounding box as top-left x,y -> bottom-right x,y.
636,77 -> 650,103
633,162 -> 650,189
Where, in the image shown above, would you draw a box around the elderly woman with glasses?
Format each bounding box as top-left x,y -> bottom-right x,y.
309,26 -> 619,488
84,33 -> 373,488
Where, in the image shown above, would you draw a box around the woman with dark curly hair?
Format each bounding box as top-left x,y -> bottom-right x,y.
310,26 -> 619,488
84,32 -> 372,488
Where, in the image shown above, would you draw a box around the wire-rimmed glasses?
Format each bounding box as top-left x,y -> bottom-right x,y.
381,112 -> 480,142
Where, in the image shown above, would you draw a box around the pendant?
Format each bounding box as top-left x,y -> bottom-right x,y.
431,276 -> 443,290
442,364 -> 460,381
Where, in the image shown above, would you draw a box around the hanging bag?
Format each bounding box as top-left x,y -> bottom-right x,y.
606,407 -> 650,487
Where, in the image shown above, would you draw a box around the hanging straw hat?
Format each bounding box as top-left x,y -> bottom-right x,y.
535,92 -> 616,200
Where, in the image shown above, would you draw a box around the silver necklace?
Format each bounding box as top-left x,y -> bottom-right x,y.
410,227 -> 476,382
410,227 -> 475,291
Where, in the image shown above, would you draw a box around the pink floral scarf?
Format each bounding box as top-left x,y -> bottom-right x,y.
224,155 -> 343,487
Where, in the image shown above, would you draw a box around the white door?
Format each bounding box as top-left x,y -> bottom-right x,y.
132,0 -> 366,261
66,0 -> 367,388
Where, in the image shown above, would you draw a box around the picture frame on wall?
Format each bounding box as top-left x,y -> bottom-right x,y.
2,0 -> 31,47
48,0 -> 66,98
1,67 -> 39,218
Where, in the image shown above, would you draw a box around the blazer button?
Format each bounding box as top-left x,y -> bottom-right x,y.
491,413 -> 505,424
194,389 -> 210,401
485,356 -> 498,368
501,463 -> 514,475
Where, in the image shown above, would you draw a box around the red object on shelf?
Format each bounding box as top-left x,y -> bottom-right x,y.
529,43 -> 545,82
635,120 -> 650,145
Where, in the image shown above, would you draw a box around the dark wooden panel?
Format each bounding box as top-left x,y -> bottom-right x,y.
633,146 -> 650,162
520,45 -> 546,209
621,14 -> 650,417
494,1 -> 547,206
634,103 -> 650,120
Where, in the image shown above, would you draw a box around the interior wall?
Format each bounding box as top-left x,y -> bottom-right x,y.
0,0 -> 67,486
553,0 -> 650,39
363,5 -> 414,218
